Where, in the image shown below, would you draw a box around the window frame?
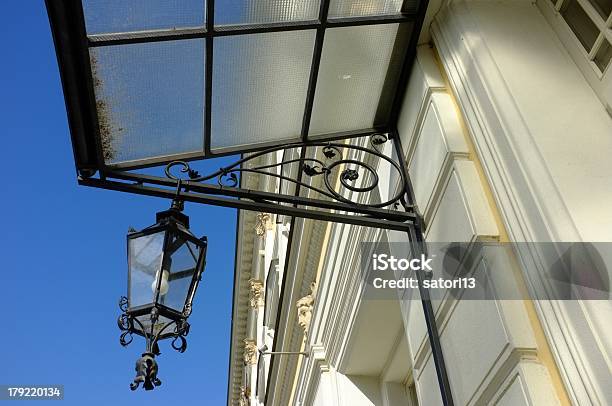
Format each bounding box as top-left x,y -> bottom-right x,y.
538,0 -> 612,113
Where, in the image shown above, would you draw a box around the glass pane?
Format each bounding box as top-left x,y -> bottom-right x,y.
90,39 -> 205,165
589,0 -> 612,20
82,0 -> 206,35
215,0 -> 320,25
561,0 -> 600,52
594,40 -> 612,72
159,236 -> 202,312
135,314 -> 174,337
128,231 -> 165,308
211,30 -> 316,151
328,0 -> 411,18
309,23 -> 406,135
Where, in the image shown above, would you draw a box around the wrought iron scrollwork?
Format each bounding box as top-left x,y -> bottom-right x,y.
117,296 -> 191,391
164,134 -> 408,210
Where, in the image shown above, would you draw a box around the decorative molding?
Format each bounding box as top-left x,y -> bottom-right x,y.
239,386 -> 250,406
255,213 -> 271,237
228,209 -> 258,406
248,278 -> 264,308
228,159 -> 264,406
243,339 -> 258,366
310,344 -> 331,373
298,344 -> 335,406
405,90 -> 472,224
274,218 -> 328,406
268,136 -> 395,406
431,2 -> 608,404
296,281 -> 317,336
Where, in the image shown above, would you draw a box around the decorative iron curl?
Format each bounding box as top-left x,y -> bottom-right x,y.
163,134 -> 407,210
118,314 -> 132,331
118,297 -> 134,347
218,171 -> 239,187
170,322 -> 190,354
322,145 -> 342,159
370,133 -> 388,151
117,296 -> 193,390
120,330 -> 134,346
119,296 -> 129,312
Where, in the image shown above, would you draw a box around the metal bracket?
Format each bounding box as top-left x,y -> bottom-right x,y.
79,135 -> 419,232
258,345 -> 309,358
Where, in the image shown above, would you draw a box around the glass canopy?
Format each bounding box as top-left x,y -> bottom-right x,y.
47,0 -> 421,170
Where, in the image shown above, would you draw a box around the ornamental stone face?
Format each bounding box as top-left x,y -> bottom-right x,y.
248,278 -> 264,308
296,281 -> 317,335
243,339 -> 258,365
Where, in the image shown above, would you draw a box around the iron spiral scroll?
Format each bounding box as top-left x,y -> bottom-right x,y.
117,297 -> 190,391
164,134 -> 409,210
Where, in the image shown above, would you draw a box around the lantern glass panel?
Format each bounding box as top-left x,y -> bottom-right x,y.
135,313 -> 174,337
159,234 -> 201,312
128,231 -> 165,308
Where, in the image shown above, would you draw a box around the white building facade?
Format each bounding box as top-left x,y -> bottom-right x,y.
228,0 -> 612,405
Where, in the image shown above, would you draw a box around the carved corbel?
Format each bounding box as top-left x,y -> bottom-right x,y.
255,213 -> 271,236
239,385 -> 251,406
248,278 -> 264,308
243,339 -> 258,365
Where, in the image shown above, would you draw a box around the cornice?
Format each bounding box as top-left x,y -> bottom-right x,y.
228,155 -> 265,406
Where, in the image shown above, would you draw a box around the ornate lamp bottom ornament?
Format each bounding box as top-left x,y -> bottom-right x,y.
118,297 -> 191,391
131,352 -> 162,391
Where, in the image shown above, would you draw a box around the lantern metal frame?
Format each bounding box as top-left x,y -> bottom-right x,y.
118,201 -> 208,391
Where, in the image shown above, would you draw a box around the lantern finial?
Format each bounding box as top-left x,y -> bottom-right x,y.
130,352 -> 161,391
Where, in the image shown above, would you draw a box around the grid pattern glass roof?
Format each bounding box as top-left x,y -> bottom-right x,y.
211,30 -> 316,152
82,0 -> 206,34
90,39 -> 205,164
309,23 -> 409,135
48,0 -> 421,169
214,0 -> 321,25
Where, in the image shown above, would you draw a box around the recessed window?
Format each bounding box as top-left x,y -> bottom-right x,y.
541,0 -> 612,110
560,0 -> 599,51
588,0 -> 612,19
555,0 -> 612,73
594,40 -> 612,72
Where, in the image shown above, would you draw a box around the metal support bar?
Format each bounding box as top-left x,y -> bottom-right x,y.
203,0 -> 214,156
45,0 -> 104,173
79,177 -> 415,232
301,0 -> 331,141
259,352 -> 309,357
392,132 -> 455,406
99,170 -> 416,222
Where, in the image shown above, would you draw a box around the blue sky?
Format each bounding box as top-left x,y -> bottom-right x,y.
0,3 -> 237,404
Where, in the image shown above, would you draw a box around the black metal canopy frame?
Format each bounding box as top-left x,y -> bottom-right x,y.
45,0 -> 455,404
